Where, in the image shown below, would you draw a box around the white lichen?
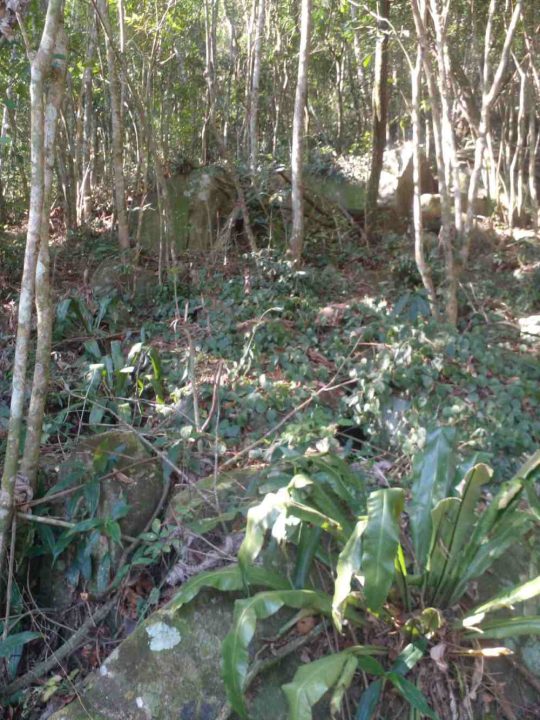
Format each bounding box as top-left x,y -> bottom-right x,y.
146,621 -> 181,651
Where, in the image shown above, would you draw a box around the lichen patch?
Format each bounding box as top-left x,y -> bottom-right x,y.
146,621 -> 182,651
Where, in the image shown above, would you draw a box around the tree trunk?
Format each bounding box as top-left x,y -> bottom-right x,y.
248,0 -> 265,173
0,0 -> 65,586
411,45 -> 439,319
79,12 -> 98,224
365,0 -> 390,240
20,23 -> 67,491
462,0 -> 522,263
96,0 -> 130,250
290,0 -> 312,263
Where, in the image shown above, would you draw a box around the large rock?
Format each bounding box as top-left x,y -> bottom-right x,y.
395,150 -> 438,217
49,587 -> 329,720
134,166 -> 237,254
40,431 -> 163,604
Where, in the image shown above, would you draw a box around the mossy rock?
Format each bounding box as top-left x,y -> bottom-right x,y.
40,431 -> 163,605
49,588 -> 329,720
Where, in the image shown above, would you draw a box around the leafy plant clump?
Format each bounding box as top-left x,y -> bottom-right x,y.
166,428 -> 540,719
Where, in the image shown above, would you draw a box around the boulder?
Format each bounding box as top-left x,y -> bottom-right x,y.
186,166 -> 236,250
49,588 -> 329,720
40,431 -> 163,604
395,151 -> 438,217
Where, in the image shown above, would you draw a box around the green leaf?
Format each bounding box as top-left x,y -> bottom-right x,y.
355,679 -> 382,720
293,525 -> 322,589
283,651 -> 355,720
222,590 -> 332,719
464,616 -> 540,640
330,655 -> 358,719
0,632 -> 41,658
66,517 -> 103,535
430,464 -> 492,605
332,519 -> 367,630
409,427 -> 456,571
462,576 -> 540,627
238,488 -> 289,570
362,489 -> 404,612
386,673 -> 439,719
391,640 -> 427,676
104,521 -> 122,545
356,655 -> 386,676
165,565 -> 291,614
424,498 -> 460,600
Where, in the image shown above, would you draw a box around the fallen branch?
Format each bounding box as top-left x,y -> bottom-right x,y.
0,598 -> 117,700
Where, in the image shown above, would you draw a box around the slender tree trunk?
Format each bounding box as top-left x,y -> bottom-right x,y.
411,0 -> 457,324
365,0 -> 390,240
79,12 -> 98,224
248,0 -> 265,173
96,0 -> 130,250
462,0 -> 522,263
290,0 -> 312,263
528,81 -> 538,233
20,24 -> 68,491
411,45 -> 439,319
0,0 -> 65,587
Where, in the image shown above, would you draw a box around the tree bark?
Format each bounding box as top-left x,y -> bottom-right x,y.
248,0 -> 265,173
0,0 -> 65,587
20,23 -> 68,491
461,0 -> 522,263
96,0 -> 130,250
290,0 -> 312,263
365,0 -> 390,241
411,44 -> 439,319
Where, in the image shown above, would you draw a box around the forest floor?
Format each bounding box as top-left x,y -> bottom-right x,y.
0,215 -> 539,718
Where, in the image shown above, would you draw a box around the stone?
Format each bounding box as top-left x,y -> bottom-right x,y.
395,150 -> 438,217
519,314 -> 540,338
185,166 -> 236,251
40,431 -> 163,603
49,587 -> 330,720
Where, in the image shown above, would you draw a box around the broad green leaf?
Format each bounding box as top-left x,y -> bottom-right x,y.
293,525 -> 322,589
332,519 -> 367,630
425,498 -> 460,601
512,450 -> 540,482
465,616 -> 540,640
222,590 -> 332,719
330,655 -> 358,719
0,632 -> 41,658
391,640 -> 427,676
432,464 -> 492,604
165,565 -> 291,614
450,506 -> 533,604
362,489 -> 404,612
356,655 -> 386,676
386,673 -> 439,719
288,499 -> 343,536
409,427 -> 456,570
66,517 -> 103,535
283,651 -> 355,720
355,679 -> 382,720
462,576 -> 540,627
238,488 -> 290,570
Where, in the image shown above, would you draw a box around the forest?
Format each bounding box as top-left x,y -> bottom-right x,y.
0,0 -> 539,718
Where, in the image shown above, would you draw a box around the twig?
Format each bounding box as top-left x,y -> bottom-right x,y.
25,457 -> 156,508
2,516 -> 17,642
219,378 -> 354,471
0,599 -> 117,700
506,655 -> 540,695
200,360 -> 224,433
16,512 -> 137,543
